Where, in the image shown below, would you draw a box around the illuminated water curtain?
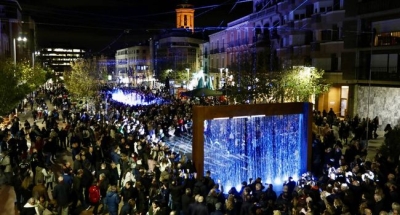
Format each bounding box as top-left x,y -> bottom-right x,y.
111,89 -> 165,106
203,114 -> 307,190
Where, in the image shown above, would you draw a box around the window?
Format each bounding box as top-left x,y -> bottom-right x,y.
184,15 -> 187,26
237,31 -> 241,45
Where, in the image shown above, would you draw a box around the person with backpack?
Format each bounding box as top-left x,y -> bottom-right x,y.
89,179 -> 102,215
105,185 -> 120,215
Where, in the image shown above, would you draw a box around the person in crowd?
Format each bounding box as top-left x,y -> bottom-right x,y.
53,175 -> 71,215
20,197 -> 39,215
0,151 -> 12,184
32,179 -> 49,201
105,185 -> 120,215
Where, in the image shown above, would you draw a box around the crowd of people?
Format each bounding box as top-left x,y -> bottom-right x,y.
0,84 -> 399,215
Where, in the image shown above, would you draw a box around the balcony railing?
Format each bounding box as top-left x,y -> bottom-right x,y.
358,0 -> 400,15
356,67 -> 400,81
310,42 -> 320,51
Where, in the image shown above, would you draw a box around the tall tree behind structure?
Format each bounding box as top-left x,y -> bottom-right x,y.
64,59 -> 100,101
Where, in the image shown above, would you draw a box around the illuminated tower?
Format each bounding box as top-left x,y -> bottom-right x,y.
176,0 -> 195,33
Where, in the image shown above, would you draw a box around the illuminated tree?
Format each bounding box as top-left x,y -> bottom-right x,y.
0,58 -> 47,115
64,59 -> 100,101
275,66 -> 330,102
158,69 -> 189,86
17,60 -> 47,92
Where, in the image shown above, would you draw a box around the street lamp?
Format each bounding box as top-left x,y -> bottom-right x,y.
219,68 -> 224,89
13,36 -> 27,66
185,68 -> 190,89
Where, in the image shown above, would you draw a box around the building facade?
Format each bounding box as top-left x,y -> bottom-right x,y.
207,0 -> 352,115
342,0 -> 400,127
115,44 -> 151,86
38,47 -> 86,73
0,0 -> 35,63
151,1 -> 205,88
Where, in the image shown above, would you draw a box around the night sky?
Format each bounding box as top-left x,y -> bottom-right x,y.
19,0 -> 252,53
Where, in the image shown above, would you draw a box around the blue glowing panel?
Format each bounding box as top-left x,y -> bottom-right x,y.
203,114 -> 307,190
111,89 -> 165,106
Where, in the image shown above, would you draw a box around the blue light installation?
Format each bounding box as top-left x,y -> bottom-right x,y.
111,89 -> 165,106
203,114 -> 307,191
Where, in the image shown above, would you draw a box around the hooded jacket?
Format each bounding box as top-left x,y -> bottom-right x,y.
105,191 -> 120,212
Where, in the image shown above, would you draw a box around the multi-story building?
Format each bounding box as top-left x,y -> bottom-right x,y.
38,46 -> 85,73
208,15 -> 255,89
0,0 -> 35,63
274,0 -> 346,115
207,0 -> 349,114
115,44 -> 151,86
151,1 -> 205,88
342,0 -> 400,127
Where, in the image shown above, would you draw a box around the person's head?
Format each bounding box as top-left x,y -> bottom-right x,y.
255,183 -> 262,191
215,202 -> 222,211
99,173 -> 106,181
110,185 -> 117,192
393,203 -> 400,215
75,154 -> 81,160
39,195 -> 45,203
152,200 -> 160,208
364,208 -> 373,215
57,175 -> 64,183
101,163 -> 106,169
194,194 -> 200,202
374,193 -> 383,202
125,181 -> 132,188
28,198 -> 36,205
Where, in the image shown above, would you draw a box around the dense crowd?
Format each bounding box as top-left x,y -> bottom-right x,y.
0,85 -> 399,215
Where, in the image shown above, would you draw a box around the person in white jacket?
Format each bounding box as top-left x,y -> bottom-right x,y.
121,168 -> 135,187
21,198 -> 40,215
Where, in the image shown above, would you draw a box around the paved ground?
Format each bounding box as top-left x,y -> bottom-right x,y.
0,100 -> 387,215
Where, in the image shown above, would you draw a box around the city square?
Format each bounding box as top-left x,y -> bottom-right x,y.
0,0 -> 400,215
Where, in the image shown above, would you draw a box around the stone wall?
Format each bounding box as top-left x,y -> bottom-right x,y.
357,86 -> 400,130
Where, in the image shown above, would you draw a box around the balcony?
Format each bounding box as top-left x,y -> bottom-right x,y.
358,0 -> 400,15
311,14 -> 321,23
310,42 -> 320,51
356,67 -> 400,81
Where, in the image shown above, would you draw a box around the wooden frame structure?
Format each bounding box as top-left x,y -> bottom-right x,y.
192,102 -> 313,177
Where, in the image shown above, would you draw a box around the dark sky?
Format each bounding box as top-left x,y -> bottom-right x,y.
19,0 -> 252,54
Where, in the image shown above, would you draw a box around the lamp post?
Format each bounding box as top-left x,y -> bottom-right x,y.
225,68 -> 229,104
13,36 -> 27,66
185,68 -> 190,89
219,68 -> 224,89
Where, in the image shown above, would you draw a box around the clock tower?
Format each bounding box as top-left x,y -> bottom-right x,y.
176,0 -> 195,33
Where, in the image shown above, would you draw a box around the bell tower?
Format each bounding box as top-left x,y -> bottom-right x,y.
175,0 -> 195,33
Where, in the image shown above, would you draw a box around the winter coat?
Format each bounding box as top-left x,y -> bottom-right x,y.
53,181 -> 71,207
105,191 -> 120,212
